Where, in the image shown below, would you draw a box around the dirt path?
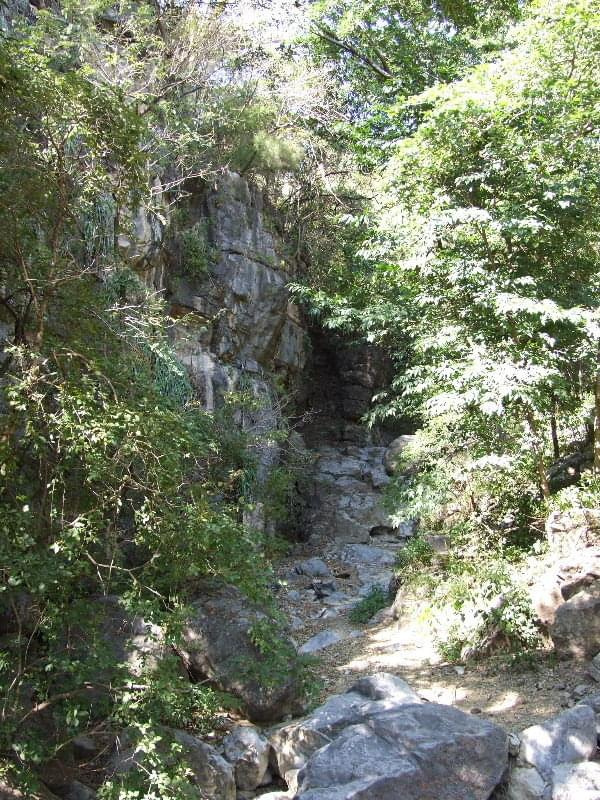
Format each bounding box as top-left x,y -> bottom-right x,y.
275,539 -> 593,734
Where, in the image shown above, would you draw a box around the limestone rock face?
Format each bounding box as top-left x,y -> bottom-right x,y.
270,673 -> 507,800
303,446 -> 411,543
159,172 -> 308,535
179,582 -> 303,722
167,173 -> 305,390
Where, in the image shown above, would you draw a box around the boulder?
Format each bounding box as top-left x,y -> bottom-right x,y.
295,558 -> 331,578
223,724 -> 270,790
111,728 -> 235,800
530,548 -> 600,627
298,630 -> 344,655
518,705 -> 597,780
545,509 -> 600,554
90,595 -> 166,678
530,573 -> 566,627
549,581 -> 600,659
506,766 -> 548,800
295,707 -> 506,800
339,544 -> 396,568
270,674 -> 422,779
552,761 -> 600,800
383,435 -> 416,476
174,730 -> 235,800
180,582 -> 303,721
270,674 -> 507,800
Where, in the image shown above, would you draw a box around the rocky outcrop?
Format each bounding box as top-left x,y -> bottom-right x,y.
528,540 -> 600,657
270,674 -> 508,800
179,582 -> 304,722
303,446 -> 414,544
545,509 -> 600,555
166,173 -> 305,397
530,548 -> 600,627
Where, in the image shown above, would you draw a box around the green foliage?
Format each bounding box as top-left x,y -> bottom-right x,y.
395,536 -> 434,581
435,570 -> 542,664
303,0 -> 600,578
308,0 -> 523,164
177,220 -> 216,278
349,585 -> 389,624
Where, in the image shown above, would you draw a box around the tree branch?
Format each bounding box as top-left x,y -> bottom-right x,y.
311,23 -> 393,80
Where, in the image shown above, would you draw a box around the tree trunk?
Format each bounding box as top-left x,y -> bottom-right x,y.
526,409 -> 551,498
594,343 -> 600,474
550,394 -> 560,460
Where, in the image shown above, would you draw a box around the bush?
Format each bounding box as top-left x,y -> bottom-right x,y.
177,220 -> 216,277
433,565 -> 542,663
349,585 -> 390,624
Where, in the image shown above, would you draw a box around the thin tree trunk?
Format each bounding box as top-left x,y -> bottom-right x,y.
550,393 -> 560,460
526,409 -> 551,498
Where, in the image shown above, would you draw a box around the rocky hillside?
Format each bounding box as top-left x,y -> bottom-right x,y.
4,169 -> 600,800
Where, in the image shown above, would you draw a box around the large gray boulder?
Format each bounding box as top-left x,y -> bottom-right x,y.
549,581 -> 600,659
223,724 -> 271,790
270,674 -> 422,778
518,705 -> 597,780
270,674 -> 507,800
506,766 -> 548,800
295,558 -> 332,578
180,582 -> 303,722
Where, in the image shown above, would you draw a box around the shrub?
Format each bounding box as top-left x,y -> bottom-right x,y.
349,585 -> 389,624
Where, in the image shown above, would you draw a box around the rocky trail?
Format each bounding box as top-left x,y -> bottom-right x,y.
216,524 -> 600,800
275,535 -> 591,735
274,441 -> 593,735
213,441 -> 600,800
